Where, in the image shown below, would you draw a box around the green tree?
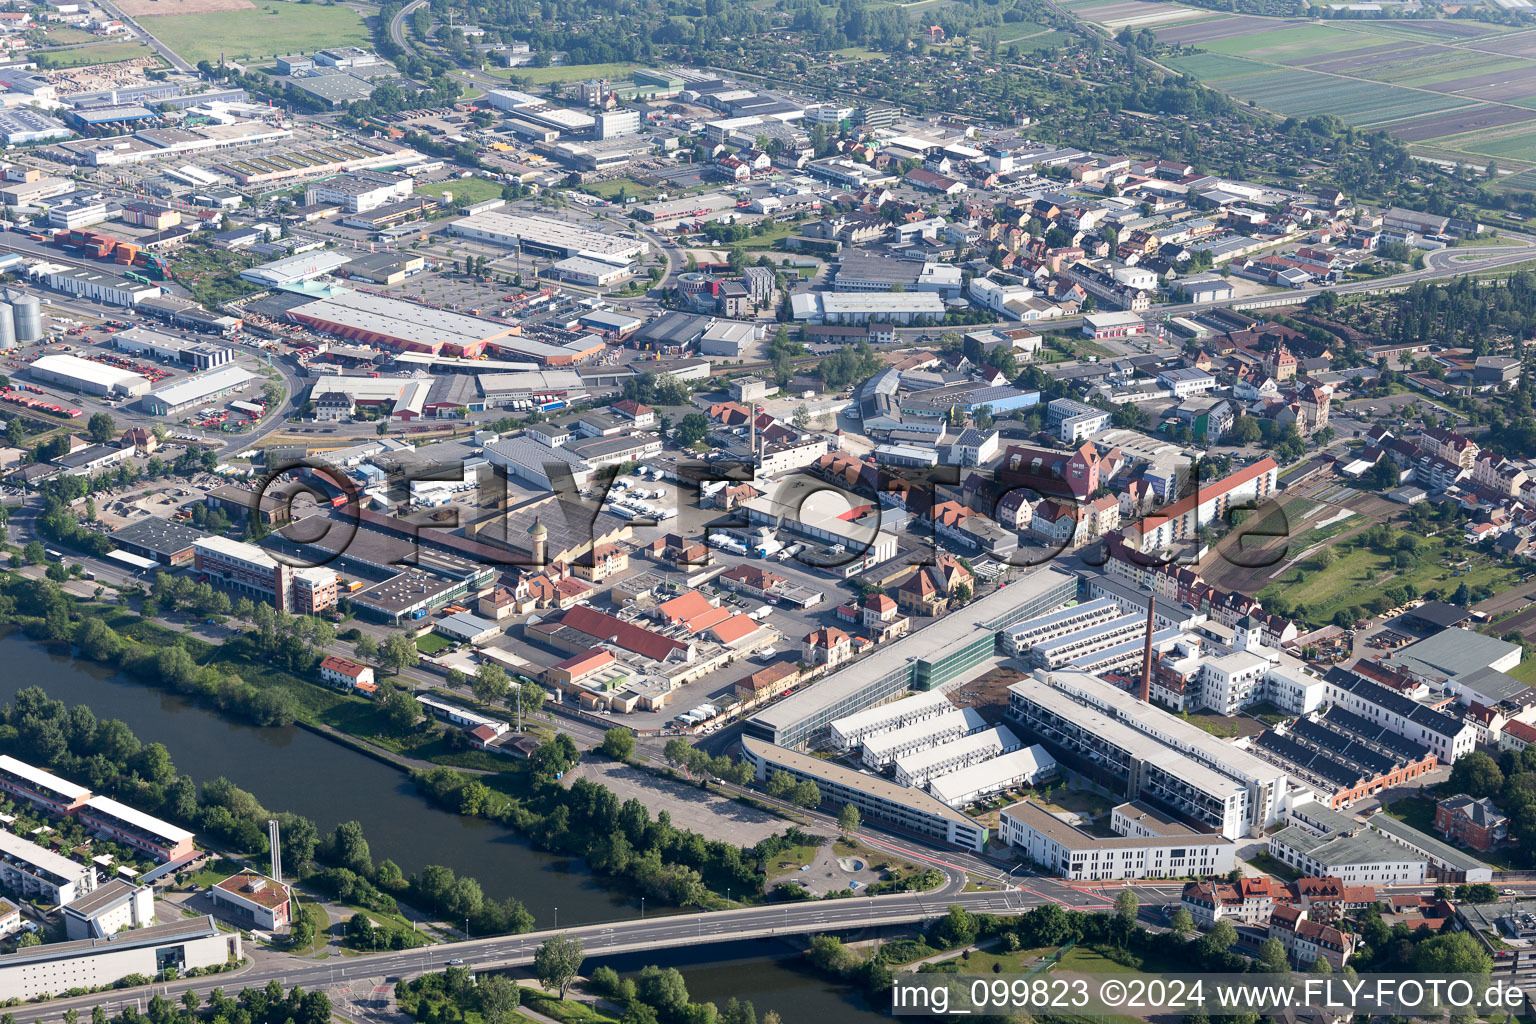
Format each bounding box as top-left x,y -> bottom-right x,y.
675,413 -> 710,446
86,412 -> 115,443
600,727 -> 636,761
473,662 -> 510,703
382,689 -> 421,734
1115,888 -> 1139,930
837,804 -> 860,833
534,934 -> 584,997
1257,936 -> 1290,973
790,779 -> 820,808
354,633 -> 379,665
1169,907 -> 1194,941
381,633 -> 418,674
478,973 -> 520,1024
1449,752 -> 1503,799
1414,931 -> 1492,975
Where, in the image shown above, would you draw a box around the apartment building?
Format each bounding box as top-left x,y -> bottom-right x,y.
0,756 -> 90,814
0,831 -> 96,906
999,799 -> 1235,881
77,796 -> 196,863
1321,669 -> 1477,764
1009,669 -> 1290,838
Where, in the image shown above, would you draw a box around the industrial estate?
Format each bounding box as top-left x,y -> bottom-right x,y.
0,0 -> 1531,1017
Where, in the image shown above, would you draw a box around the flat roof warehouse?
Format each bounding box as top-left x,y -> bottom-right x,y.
449,211 -> 649,265
285,290 -> 521,357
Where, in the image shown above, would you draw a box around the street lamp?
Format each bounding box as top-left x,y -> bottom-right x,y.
554,906 -> 558,929
640,897 -> 645,919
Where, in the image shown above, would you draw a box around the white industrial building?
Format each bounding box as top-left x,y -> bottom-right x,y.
789,291 -> 946,325
112,328 -> 234,371
304,172 -> 413,213
482,435 -> 594,489
0,916 -> 236,1001
828,687 -> 953,751
308,375 -> 434,421
1029,612 -> 1148,668
0,830 -> 97,905
1322,672 -> 1477,765
893,725 -> 1021,789
743,736 -> 988,852
239,250 -> 354,287
861,707 -> 985,769
449,212 -> 646,264
929,745 -> 1058,808
139,365 -> 259,416
1268,822 -> 1430,886
547,256 -> 631,287
29,353 -> 150,398
38,266 -> 159,306
596,109 -> 640,138
484,89 -> 596,134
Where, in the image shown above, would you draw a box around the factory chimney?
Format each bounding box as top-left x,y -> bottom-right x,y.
1138,595 -> 1155,703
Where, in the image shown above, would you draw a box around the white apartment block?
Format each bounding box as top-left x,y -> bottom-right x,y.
1000,799 -> 1236,881
861,708 -> 985,769
0,831 -> 96,906
828,688 -> 953,751
893,725 -> 1021,789
1001,599 -> 1123,657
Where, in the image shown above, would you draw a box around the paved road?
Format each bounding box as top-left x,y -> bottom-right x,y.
0,885 -> 1098,1023
92,0 -> 195,72
18,875 -> 1536,1023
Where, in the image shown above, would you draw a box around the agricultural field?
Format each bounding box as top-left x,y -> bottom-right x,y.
1071,1 -> 1536,169
142,0 -> 370,64
35,41 -> 158,68
489,61 -> 642,85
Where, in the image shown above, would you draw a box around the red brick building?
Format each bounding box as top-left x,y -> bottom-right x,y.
1435,794 -> 1508,852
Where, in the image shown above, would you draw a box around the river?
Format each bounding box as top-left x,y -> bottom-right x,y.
0,631 -> 627,926
0,632 -> 892,1022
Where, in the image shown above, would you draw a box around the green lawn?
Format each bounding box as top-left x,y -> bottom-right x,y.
520,991 -> 621,1024
35,40 -> 156,68
144,0 -> 370,64
415,177 -> 505,206
414,632 -> 453,654
1384,794 -> 1436,833
1256,534 -> 1520,629
737,221 -> 799,251
579,177 -> 661,203
1249,850 -> 1302,881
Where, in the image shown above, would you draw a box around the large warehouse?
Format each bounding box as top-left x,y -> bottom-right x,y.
284,290 -> 521,357
29,354 -> 151,398
139,365 -> 259,416
449,212 -> 648,265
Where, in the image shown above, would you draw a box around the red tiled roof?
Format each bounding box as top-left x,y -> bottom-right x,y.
709,613 -> 762,645
214,872 -> 289,910
1137,458 -> 1277,531
684,605 -> 734,634
657,590 -> 715,625
320,655 -> 369,678
554,649 -> 616,674
560,605 -> 688,662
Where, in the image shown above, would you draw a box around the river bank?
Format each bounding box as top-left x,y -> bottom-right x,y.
0,630 -> 633,926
